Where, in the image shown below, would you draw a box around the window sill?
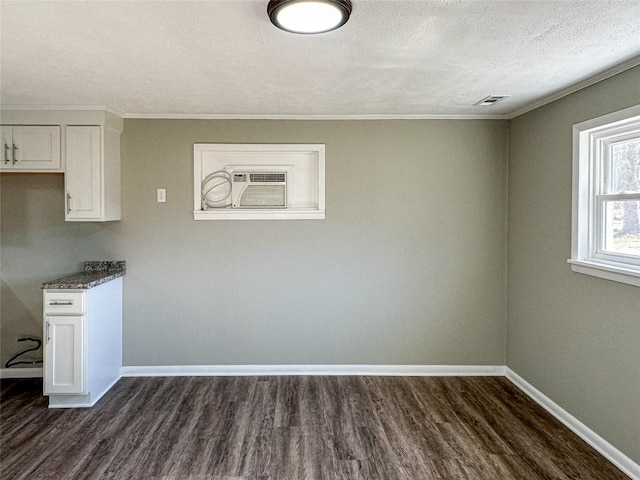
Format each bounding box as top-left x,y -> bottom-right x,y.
567,259 -> 640,287
193,208 -> 325,221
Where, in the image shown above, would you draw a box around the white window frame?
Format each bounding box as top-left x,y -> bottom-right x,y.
568,104 -> 640,287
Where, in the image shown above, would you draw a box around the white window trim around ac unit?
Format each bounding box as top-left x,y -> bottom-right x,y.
568,104 -> 640,287
193,143 -> 325,220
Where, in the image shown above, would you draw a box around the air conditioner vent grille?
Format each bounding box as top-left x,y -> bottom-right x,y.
250,173 -> 286,183
473,94 -> 511,106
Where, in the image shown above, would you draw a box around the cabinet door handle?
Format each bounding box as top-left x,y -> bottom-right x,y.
46,321 -> 51,344
67,193 -> 72,213
3,144 -> 9,164
49,300 -> 73,306
12,144 -> 17,164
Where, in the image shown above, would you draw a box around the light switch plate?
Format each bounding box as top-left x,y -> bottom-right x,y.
157,188 -> 166,203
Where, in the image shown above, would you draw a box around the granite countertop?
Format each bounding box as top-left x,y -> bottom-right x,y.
42,261 -> 126,289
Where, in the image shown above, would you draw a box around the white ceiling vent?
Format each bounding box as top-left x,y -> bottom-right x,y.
474,95 -> 511,106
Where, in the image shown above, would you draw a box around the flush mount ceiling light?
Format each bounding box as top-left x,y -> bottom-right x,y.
267,0 -> 352,34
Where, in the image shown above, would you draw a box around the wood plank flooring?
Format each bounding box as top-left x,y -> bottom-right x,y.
0,376 -> 628,479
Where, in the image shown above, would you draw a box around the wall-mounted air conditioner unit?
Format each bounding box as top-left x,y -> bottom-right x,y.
231,172 -> 287,208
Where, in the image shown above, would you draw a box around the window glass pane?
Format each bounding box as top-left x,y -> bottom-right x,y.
610,139 -> 640,194
603,200 -> 640,256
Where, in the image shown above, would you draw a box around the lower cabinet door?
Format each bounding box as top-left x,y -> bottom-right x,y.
44,315 -> 85,394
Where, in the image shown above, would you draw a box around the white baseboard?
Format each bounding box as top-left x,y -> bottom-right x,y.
506,368 -> 640,480
0,367 -> 43,379
121,364 -> 506,377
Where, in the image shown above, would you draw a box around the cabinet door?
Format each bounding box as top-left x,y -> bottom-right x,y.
66,126 -> 101,220
0,126 -> 13,169
12,126 -> 61,170
44,315 -> 85,394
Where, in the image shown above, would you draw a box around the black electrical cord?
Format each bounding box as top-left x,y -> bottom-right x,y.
4,337 -> 43,368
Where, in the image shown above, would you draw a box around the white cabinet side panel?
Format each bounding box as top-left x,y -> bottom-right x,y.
103,126 -> 122,220
86,278 -> 123,401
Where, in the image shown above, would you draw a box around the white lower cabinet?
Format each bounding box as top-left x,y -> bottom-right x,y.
43,278 -> 122,408
44,315 -> 85,394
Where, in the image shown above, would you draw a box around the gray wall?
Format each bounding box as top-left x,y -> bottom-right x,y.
1,119 -> 508,367
507,66 -> 640,463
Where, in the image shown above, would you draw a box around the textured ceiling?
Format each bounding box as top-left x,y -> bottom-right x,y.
1,0 -> 639,118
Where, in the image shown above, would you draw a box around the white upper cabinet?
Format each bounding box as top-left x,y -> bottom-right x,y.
65,122 -> 122,222
1,110 -> 122,221
65,126 -> 103,220
0,125 -> 61,171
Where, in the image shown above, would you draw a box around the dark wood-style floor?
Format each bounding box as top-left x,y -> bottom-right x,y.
0,376 -> 628,480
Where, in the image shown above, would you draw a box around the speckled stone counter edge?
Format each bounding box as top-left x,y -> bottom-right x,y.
42,261 -> 126,289
84,261 -> 126,273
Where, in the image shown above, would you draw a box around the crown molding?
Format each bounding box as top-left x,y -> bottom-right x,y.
122,113 -> 509,120
507,55 -> 640,119
0,104 -> 125,117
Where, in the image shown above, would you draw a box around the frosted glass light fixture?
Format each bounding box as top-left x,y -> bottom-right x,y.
267,0 -> 352,34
